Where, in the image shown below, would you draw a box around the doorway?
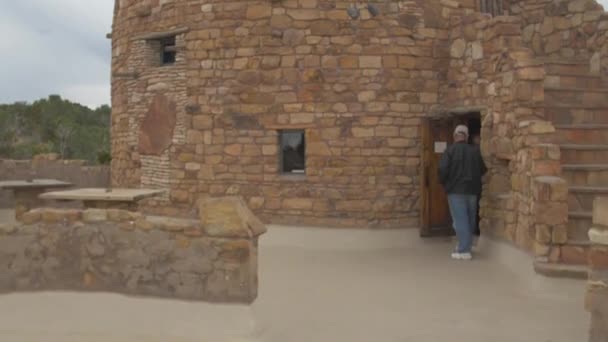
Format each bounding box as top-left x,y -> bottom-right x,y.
419,112 -> 481,237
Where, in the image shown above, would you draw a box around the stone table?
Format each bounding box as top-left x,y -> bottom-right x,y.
0,179 -> 73,219
39,188 -> 165,210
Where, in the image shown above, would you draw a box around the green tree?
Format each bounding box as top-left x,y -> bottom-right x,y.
0,95 -> 111,163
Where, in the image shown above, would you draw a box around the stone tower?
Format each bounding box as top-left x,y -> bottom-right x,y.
110,0 -> 458,227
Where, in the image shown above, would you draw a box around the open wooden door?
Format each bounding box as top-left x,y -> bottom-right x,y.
420,118 -> 454,237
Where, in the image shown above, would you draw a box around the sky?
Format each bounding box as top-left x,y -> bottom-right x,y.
0,0 -> 113,109
1,0 -> 608,109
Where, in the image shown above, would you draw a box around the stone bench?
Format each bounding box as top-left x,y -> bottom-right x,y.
39,188 -> 165,211
0,196 -> 266,303
0,179 -> 73,220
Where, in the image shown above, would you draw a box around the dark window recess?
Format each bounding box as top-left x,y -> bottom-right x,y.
479,0 -> 504,16
160,36 -> 177,65
280,130 -> 305,174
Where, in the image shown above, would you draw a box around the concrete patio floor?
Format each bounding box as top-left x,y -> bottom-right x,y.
0,209 -> 589,341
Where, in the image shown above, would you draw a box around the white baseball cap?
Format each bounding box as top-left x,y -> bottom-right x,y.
454,125 -> 469,137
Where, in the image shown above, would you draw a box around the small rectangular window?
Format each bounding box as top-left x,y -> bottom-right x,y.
279,130 -> 305,175
160,36 -> 176,65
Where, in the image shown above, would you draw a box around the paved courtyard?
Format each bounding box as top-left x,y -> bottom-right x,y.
0,209 -> 588,341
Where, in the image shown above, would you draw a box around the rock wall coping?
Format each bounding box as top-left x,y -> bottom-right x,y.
0,196 -> 266,303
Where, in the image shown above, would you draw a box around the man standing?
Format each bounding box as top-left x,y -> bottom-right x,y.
439,125 -> 487,260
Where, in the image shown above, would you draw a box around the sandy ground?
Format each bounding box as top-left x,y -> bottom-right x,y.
0,209 -> 589,342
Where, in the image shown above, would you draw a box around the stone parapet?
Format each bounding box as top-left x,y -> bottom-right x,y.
586,196 -> 608,341
0,197 -> 265,303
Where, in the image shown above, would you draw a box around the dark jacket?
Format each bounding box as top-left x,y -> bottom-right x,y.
438,142 -> 487,195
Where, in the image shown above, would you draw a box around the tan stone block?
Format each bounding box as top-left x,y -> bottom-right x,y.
271,15 -> 292,29
535,224 -> 552,244
339,56 -> 358,68
262,145 -> 278,156
107,209 -> 138,222
19,209 -> 42,225
322,56 -> 338,68
247,4 -> 272,19
283,198 -> 313,210
336,200 -> 370,212
552,225 -> 568,244
199,196 -> 266,238
42,209 -> 81,224
219,239 -> 252,263
171,190 -> 190,203
135,217 -> 154,230
352,127 -> 374,138
357,90 -> 376,102
359,56 -> 382,68
185,162 -> 201,171
224,144 -> 242,156
83,209 -> 108,223
299,0 -> 317,8
310,20 -> 338,35
308,141 -> 331,156
286,9 -> 321,20
420,93 -> 438,103
534,241 -> 550,257
398,56 -> 417,69
376,126 -> 399,137
187,130 -> 204,144
450,38 -> 466,58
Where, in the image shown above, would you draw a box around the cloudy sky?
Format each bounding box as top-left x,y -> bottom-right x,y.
1,0 -> 113,108
1,1 -> 607,109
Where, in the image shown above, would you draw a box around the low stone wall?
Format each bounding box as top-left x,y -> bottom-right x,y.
0,197 -> 265,303
0,156 -> 110,208
586,197 -> 608,341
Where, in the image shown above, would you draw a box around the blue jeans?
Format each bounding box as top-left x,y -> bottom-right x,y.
447,194 -> 478,253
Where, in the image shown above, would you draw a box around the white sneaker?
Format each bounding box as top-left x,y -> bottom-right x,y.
451,252 -> 473,260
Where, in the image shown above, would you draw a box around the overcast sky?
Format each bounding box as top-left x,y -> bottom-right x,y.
1,1 -> 607,109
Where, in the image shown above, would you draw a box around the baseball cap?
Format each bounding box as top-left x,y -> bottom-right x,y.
454,125 -> 469,137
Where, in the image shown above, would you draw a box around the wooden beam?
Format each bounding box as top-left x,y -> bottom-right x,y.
131,27 -> 189,41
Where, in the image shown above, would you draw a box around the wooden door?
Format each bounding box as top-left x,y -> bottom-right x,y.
420,118 -> 455,237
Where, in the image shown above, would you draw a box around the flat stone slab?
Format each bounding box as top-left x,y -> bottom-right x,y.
40,188 -> 165,202
0,179 -> 72,190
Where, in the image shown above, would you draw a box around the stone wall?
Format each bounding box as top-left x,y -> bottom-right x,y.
110,0 -> 468,227
586,197 -> 608,341
0,155 -> 111,208
0,197 -> 265,303
443,13 -> 569,258
510,0 -> 607,75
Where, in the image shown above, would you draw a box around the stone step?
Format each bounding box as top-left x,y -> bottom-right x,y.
555,125 -> 608,145
534,261 -> 588,279
561,144 -> 608,164
544,74 -> 607,89
562,162 -> 608,186
545,87 -> 608,108
544,107 -> 608,125
543,59 -> 591,76
568,186 -> 608,212
567,211 -> 593,242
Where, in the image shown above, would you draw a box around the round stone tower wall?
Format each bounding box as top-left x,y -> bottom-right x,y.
110,0 -> 452,227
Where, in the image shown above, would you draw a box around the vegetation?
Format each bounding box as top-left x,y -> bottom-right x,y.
0,95 -> 111,164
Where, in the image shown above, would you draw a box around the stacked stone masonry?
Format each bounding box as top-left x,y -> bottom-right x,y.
0,197 -> 266,303
110,0 -> 608,266
111,0 -> 480,228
